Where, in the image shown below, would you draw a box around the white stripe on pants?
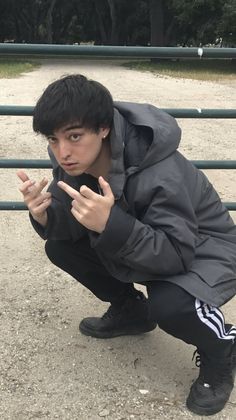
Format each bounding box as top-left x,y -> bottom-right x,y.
195,299 -> 236,341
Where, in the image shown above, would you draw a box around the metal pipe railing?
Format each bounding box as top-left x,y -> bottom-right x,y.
1,44 -> 235,210
0,43 -> 236,59
1,159 -> 235,210
1,159 -> 236,170
1,105 -> 236,119
2,202 -> 235,212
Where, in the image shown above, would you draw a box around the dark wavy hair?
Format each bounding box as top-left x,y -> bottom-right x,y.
33,74 -> 114,135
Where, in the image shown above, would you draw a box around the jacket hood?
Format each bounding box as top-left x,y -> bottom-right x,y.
114,101 -> 181,169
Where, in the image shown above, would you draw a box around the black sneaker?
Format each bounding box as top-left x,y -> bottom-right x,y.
79,292 -> 157,339
186,341 -> 236,416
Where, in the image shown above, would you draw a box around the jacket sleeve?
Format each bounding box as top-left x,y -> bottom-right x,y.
90,178 -> 198,276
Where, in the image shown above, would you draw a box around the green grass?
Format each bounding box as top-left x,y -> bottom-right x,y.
123,59 -> 236,81
0,58 -> 40,78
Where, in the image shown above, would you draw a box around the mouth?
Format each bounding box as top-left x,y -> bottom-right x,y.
61,162 -> 78,170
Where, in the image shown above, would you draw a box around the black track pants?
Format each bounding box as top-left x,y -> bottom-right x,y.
45,237 -> 137,302
45,238 -> 236,357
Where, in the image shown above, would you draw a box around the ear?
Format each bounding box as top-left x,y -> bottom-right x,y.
100,127 -> 110,139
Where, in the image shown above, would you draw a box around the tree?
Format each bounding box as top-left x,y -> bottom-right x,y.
53,0 -> 81,44
93,0 -> 109,44
1,0 -> 61,43
149,0 -> 164,46
219,0 -> 236,46
0,1 -> 14,42
45,0 -> 57,43
167,0 -> 231,46
107,0 -> 119,44
0,0 -> 235,46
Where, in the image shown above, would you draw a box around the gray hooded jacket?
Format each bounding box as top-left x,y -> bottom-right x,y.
31,102 -> 236,307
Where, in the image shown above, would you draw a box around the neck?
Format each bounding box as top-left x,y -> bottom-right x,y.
86,139 -> 111,179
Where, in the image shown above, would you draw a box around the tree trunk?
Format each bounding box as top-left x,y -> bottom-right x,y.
45,0 -> 57,43
149,0 -> 164,46
165,18 -> 175,46
94,0 -> 109,44
107,0 -> 119,45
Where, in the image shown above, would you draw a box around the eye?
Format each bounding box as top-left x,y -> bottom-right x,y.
69,133 -> 81,142
47,136 -> 57,144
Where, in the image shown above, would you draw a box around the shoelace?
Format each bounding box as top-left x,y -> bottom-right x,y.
192,350 -> 201,367
102,304 -> 121,320
102,293 -> 147,322
193,350 -> 233,388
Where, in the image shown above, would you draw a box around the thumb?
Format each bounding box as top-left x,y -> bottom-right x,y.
98,176 -> 113,198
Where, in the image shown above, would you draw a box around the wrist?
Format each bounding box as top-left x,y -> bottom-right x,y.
32,212 -> 48,227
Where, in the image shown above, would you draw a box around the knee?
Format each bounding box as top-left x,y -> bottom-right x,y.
148,296 -> 177,325
147,282 -> 187,326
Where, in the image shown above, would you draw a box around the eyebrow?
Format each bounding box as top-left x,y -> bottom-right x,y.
63,125 -> 83,132
47,125 -> 84,137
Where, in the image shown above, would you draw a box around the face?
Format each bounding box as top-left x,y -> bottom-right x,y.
46,123 -> 110,176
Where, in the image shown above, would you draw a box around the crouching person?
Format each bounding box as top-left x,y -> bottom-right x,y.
18,74 -> 236,416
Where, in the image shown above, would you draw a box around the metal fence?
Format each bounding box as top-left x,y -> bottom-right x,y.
0,44 -> 235,210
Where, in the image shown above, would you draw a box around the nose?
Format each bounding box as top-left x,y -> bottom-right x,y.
58,140 -> 72,160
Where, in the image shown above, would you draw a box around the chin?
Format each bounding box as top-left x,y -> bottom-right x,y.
64,167 -> 85,176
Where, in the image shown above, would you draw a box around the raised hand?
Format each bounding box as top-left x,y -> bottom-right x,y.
17,170 -> 52,227
58,176 -> 115,233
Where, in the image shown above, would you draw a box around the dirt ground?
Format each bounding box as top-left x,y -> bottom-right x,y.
0,59 -> 236,420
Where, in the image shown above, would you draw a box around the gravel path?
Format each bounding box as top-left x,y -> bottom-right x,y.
0,59 -> 236,419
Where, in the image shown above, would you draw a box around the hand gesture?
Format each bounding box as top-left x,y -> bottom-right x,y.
58,176 -> 114,233
17,170 -> 52,227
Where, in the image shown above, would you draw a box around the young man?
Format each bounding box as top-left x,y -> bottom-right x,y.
17,74 -> 236,416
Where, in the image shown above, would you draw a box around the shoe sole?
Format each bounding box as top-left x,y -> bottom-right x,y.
79,321 -> 157,339
186,395 -> 227,416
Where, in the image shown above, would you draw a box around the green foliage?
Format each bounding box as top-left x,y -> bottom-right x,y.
0,58 -> 40,78
0,0 -> 235,46
219,0 -> 236,45
166,0 -> 233,45
123,59 -> 236,81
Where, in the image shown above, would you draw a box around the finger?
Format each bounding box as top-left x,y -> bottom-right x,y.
19,179 -> 36,195
98,176 -> 113,197
21,179 -> 47,199
57,181 -> 80,199
71,199 -> 82,213
28,192 -> 51,208
28,177 -> 49,197
29,198 -> 52,215
19,176 -> 48,197
71,206 -> 83,224
79,185 -> 98,200
37,177 -> 49,192
31,192 -> 52,207
17,170 -> 30,183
